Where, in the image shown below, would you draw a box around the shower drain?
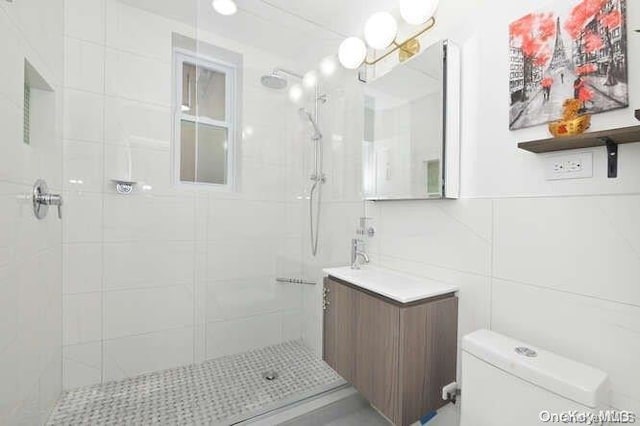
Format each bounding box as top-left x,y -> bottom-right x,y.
262,371 -> 278,381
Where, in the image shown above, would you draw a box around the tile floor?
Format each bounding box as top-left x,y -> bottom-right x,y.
48,340 -> 343,425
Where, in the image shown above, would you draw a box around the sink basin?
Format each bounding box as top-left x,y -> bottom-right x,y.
323,265 -> 458,304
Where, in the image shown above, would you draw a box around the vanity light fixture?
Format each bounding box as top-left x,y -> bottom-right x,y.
399,0 -> 440,25
337,0 -> 439,70
338,37 -> 367,70
212,0 -> 237,16
364,12 -> 398,50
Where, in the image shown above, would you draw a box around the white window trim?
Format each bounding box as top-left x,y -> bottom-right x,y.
172,48 -> 238,191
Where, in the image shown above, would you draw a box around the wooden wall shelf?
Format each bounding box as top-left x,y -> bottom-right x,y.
518,125 -> 640,154
518,125 -> 640,178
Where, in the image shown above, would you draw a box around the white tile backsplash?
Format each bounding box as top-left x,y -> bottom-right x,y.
377,199 -> 492,276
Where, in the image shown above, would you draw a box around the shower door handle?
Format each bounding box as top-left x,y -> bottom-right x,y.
33,179 -> 63,220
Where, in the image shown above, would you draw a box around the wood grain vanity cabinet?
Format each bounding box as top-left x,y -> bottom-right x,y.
323,276 -> 458,426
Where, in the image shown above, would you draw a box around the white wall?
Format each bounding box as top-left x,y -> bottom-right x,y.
0,0 -> 64,423
61,0 -> 329,389
365,0 -> 640,423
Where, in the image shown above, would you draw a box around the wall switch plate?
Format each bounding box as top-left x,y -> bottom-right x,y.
545,152 -> 593,180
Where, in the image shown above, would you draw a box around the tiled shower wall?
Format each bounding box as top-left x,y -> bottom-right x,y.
61,0 -> 328,389
0,0 -> 64,423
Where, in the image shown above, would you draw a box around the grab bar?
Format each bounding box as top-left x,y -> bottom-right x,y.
276,277 -> 316,286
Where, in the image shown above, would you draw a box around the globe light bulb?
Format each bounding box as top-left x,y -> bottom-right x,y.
338,37 -> 367,70
212,0 -> 237,16
364,12 -> 398,49
399,0 -> 439,25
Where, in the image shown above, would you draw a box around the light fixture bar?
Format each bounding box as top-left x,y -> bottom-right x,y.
364,17 -> 436,66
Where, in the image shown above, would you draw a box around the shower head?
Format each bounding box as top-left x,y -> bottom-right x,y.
261,71 -> 288,90
298,108 -> 322,141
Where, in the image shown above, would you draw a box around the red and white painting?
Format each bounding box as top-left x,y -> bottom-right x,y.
509,0 -> 628,130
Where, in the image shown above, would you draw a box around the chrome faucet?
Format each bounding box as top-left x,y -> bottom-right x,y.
351,238 -> 370,270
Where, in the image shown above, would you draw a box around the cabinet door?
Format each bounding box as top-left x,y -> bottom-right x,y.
398,296 -> 458,425
353,290 -> 400,424
323,278 -> 355,382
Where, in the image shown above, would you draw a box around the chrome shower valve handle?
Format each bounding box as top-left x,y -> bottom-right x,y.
33,179 -> 63,220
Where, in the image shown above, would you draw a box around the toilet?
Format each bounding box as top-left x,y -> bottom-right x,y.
460,330 -> 609,426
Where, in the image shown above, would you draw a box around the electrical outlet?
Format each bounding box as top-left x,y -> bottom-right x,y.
545,152 -> 593,180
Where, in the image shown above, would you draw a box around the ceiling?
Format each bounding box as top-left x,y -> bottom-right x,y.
120,0 -> 398,68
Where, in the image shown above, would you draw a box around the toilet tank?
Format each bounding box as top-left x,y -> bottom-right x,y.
460,330 -> 608,426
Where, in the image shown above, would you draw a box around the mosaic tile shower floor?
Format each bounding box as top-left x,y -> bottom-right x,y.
48,340 -> 343,425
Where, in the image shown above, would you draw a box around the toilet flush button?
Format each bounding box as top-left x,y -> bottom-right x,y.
515,346 -> 538,358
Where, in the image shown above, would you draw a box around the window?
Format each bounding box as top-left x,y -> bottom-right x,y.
174,50 -> 238,188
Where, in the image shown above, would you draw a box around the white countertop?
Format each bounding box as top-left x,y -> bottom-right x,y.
323,265 -> 458,304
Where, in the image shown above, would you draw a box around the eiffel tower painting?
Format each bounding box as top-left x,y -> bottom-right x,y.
509,0 -> 628,130
549,17 -> 569,71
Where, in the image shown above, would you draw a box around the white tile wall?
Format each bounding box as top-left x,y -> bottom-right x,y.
63,342 -> 101,389
104,96 -> 171,148
63,38 -> 105,93
492,278 -> 640,414
63,293 -> 102,345
367,194 -> 640,416
60,0 -> 320,391
105,48 -> 172,106
0,1 -> 64,423
494,196 -> 640,306
205,313 -> 283,360
103,327 -> 194,381
103,286 -> 194,339
63,89 -> 104,142
63,140 -> 104,192
64,0 -> 105,44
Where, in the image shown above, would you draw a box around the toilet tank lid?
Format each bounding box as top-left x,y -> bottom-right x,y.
462,330 -> 608,408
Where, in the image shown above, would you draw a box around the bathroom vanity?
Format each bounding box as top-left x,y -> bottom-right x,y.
322,266 -> 458,426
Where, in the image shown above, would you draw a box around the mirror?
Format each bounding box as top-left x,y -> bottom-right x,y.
362,40 -> 460,200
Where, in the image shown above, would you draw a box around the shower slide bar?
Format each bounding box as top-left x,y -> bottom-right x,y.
276,277 -> 316,286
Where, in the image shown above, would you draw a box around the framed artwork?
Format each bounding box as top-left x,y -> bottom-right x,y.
509,0 -> 628,130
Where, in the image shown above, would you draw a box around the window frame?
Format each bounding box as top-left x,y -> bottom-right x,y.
173,48 -> 238,190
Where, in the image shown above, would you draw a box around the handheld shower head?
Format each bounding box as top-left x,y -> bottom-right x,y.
298,108 -> 322,140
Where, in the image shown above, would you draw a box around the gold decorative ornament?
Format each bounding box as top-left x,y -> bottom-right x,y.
548,98 -> 591,137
